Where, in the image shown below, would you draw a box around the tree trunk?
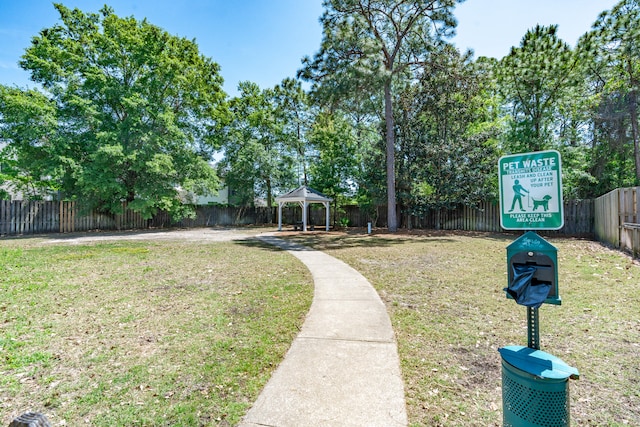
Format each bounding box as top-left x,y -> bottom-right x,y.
384,80 -> 398,232
623,58 -> 640,184
266,178 -> 273,223
628,89 -> 640,184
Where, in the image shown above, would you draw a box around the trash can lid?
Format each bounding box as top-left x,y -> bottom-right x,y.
499,345 -> 579,380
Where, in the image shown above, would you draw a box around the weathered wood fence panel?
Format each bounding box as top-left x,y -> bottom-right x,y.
0,200 -> 61,235
0,201 -> 147,235
336,201 -> 591,235
560,200 -> 595,236
59,201 -> 74,233
596,187 -> 640,257
0,199 -> 595,237
58,201 -> 147,233
595,189 -> 620,247
621,224 -> 640,258
169,206 -> 276,228
619,187 -> 640,224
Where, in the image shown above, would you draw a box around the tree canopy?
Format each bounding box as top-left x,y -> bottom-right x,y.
2,1 -> 639,229
1,4 -> 228,219
586,0 -> 640,183
220,80 -> 302,209
498,25 -> 578,153
299,0 -> 460,231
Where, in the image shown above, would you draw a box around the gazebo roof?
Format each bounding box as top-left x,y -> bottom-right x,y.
275,186 -> 333,203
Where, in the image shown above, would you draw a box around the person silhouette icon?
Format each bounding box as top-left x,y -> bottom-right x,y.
508,180 -> 529,212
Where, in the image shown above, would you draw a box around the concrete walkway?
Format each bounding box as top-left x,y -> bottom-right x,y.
239,236 -> 407,427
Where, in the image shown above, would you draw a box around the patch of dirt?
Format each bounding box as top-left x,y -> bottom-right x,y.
41,227 -> 277,244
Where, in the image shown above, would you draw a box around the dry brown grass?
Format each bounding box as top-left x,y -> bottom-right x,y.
286,230 -> 640,426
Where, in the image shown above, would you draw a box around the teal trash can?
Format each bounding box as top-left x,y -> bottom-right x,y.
499,346 -> 579,427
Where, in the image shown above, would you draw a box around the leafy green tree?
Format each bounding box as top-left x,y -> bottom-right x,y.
221,81 -> 297,208
351,112 -> 388,223
3,4 -> 227,218
308,110 -> 359,223
299,0 -> 459,231
273,78 -> 315,186
497,25 -> 578,153
397,46 -> 500,224
584,0 -> 640,184
0,87 -> 59,199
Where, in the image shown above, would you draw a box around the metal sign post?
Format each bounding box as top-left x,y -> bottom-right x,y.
527,307 -> 540,350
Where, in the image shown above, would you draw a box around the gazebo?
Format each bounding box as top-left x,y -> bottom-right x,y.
276,186 -> 332,232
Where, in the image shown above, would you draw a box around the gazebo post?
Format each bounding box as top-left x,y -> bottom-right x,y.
302,201 -> 308,232
325,201 -> 330,231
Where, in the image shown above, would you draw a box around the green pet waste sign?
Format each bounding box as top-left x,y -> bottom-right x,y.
498,150 -> 564,230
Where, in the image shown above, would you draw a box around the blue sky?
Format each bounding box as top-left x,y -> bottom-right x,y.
0,0 -> 620,97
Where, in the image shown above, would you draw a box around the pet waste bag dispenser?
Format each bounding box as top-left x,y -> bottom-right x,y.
500,231 -> 578,427
506,231 -> 560,309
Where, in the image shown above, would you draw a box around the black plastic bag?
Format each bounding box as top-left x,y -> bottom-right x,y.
504,264 -> 551,309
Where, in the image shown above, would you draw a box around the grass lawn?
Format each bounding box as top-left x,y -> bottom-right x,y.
285,230 -> 640,427
0,235 -> 313,426
2,229 -> 638,426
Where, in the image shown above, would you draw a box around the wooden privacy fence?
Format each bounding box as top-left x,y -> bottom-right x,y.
0,201 -> 277,236
153,205 -> 275,229
595,187 -> 640,257
214,200 -> 593,235
1,199 -> 595,237
337,203 -> 504,231
0,200 -> 60,235
0,201 -> 148,235
337,200 -> 593,236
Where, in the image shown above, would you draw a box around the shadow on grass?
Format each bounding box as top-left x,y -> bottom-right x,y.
235,234 -> 417,253
234,237 -> 311,252
236,229 -> 497,252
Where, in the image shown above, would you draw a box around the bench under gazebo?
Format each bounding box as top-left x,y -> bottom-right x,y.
276,186 -> 332,232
